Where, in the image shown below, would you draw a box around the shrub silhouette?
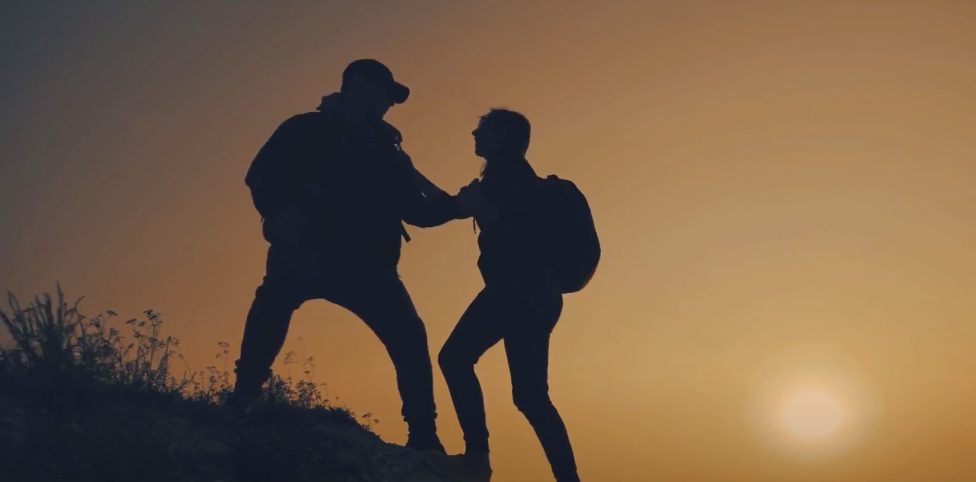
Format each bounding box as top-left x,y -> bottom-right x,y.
0,284 -> 402,482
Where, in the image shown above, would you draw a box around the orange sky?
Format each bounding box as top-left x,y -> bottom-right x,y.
2,1 -> 975,481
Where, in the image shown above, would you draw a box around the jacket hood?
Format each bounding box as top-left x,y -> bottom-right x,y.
316,92 -> 341,113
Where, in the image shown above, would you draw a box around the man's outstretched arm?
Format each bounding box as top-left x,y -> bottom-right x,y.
403,190 -> 467,228
397,151 -> 468,228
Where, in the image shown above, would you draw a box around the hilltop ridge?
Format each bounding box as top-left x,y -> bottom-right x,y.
0,286 -> 451,482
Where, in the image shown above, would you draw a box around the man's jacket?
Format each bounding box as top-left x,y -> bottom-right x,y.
244,95 -> 461,273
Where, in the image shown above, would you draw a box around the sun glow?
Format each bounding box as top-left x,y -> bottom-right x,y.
777,386 -> 846,442
752,347 -> 873,460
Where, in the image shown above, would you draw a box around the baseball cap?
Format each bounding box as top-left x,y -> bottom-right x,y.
342,59 -> 410,104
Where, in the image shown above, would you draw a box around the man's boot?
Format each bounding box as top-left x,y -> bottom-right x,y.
404,419 -> 446,453
226,365 -> 270,415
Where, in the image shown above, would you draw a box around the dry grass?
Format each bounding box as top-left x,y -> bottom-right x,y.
0,284 -> 387,482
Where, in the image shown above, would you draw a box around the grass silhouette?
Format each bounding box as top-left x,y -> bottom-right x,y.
0,284 -> 438,482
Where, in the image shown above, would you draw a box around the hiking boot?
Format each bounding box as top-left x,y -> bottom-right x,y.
225,390 -> 259,415
405,431 -> 446,454
423,450 -> 492,482
225,378 -> 264,417
228,364 -> 270,413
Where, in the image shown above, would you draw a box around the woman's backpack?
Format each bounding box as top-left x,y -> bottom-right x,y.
541,175 -> 601,294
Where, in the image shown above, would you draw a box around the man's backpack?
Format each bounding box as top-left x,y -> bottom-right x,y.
541,175 -> 601,294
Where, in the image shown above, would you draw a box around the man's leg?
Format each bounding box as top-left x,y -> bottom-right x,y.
505,294 -> 581,482
326,272 -> 443,450
233,244 -> 315,399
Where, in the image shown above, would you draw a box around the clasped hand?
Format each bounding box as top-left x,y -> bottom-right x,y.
456,179 -> 498,224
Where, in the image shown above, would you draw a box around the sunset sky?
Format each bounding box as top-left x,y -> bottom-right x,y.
2,1 -> 975,481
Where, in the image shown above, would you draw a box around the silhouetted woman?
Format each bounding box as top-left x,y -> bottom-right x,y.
425,109 -> 583,482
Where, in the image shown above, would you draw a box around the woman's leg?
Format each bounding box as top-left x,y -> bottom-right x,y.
437,288 -> 504,454
505,294 -> 581,482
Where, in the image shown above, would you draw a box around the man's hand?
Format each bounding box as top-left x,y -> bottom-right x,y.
457,179 -> 498,224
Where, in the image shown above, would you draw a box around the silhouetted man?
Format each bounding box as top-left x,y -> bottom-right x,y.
232,59 -> 465,453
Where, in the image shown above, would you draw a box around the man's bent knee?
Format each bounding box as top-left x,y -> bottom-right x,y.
253,278 -> 306,311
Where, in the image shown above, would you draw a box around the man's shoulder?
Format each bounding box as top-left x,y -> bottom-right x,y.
279,111 -> 333,131
268,112 -> 343,148
277,110 -> 402,146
